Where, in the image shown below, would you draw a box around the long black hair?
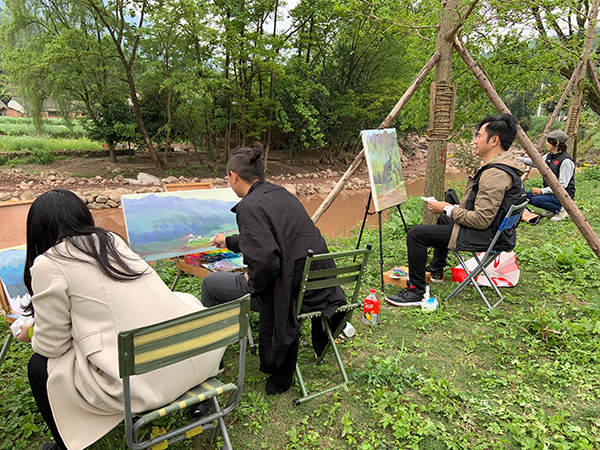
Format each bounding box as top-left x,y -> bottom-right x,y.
23,189 -> 147,313
226,141 -> 265,183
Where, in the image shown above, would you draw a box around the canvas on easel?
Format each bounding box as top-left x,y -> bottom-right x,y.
361,128 -> 408,212
121,188 -> 239,261
0,245 -> 29,315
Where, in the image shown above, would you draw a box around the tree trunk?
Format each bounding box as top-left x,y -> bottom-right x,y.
422,0 -> 463,225
109,141 -> 117,163
162,84 -> 174,167
263,0 -> 279,172
565,0 -> 599,163
455,36 -> 600,260
204,107 -> 214,161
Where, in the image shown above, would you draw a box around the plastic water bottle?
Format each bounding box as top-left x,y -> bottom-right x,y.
421,286 -> 439,312
339,322 -> 356,338
362,289 -> 380,326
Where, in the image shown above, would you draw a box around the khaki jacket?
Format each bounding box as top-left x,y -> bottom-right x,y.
449,151 -> 526,248
31,235 -> 224,450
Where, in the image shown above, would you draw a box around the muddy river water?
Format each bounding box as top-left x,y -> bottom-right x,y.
304,171 -> 469,237
0,172 -> 470,249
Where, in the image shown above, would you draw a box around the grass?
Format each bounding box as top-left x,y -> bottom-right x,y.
0,135 -> 103,153
0,116 -> 86,139
2,166 -> 600,449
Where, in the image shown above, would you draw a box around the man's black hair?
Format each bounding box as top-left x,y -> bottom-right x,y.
477,113 -> 518,151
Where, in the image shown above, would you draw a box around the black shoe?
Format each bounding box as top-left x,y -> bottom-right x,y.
41,443 -> 60,450
189,399 -> 213,419
425,264 -> 444,282
385,285 -> 425,306
217,358 -> 225,375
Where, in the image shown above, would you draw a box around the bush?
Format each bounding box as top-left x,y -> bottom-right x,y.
0,155 -> 7,166
29,148 -> 54,165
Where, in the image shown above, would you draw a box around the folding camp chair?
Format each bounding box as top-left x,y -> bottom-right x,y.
118,294 -> 250,450
444,201 -> 529,311
293,244 -> 372,406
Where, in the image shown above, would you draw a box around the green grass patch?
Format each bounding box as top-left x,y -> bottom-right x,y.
0,135 -> 103,153
0,116 -> 85,139
2,166 -> 600,449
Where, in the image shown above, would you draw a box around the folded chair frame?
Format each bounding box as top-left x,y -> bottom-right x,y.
118,295 -> 251,450
293,244 -> 372,405
444,201 -> 529,311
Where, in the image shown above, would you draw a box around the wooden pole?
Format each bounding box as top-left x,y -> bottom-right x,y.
522,59 -> 585,181
455,36 -> 600,260
311,51 -> 441,224
587,59 -> 600,100
565,0 -> 599,163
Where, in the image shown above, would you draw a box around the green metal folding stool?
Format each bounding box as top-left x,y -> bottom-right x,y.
293,244 -> 372,405
118,294 -> 250,450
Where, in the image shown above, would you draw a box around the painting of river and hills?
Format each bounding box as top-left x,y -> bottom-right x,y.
362,128 -> 408,212
0,245 -> 29,314
121,188 -> 239,261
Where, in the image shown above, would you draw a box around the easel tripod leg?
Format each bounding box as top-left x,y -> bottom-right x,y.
0,333 -> 13,368
379,212 -> 384,292
355,192 -> 373,253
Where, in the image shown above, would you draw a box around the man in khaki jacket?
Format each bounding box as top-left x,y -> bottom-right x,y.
386,113 -> 527,306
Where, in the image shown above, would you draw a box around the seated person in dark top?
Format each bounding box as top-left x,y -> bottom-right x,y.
386,113 -> 526,306
201,143 -> 345,395
518,130 -> 574,222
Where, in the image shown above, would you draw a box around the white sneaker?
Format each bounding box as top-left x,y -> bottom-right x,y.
540,210 -> 555,218
550,208 -> 569,222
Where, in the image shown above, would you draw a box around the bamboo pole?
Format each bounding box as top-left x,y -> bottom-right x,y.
311,51 -> 441,223
455,36 -> 600,260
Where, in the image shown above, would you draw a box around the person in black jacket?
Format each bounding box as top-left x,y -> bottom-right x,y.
518,130 -> 574,222
201,143 -> 345,395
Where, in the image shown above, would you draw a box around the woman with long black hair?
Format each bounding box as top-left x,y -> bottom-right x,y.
17,189 -> 223,450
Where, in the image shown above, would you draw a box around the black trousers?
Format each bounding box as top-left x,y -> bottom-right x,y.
406,214 -> 454,291
28,353 -> 67,449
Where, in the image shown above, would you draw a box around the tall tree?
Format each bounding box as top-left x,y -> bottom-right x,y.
82,0 -> 163,169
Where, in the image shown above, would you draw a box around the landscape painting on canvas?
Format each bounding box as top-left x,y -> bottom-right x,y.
0,245 -> 29,314
121,188 -> 239,261
361,128 -> 408,212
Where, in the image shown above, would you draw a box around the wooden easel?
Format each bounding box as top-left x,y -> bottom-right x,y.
164,182 -> 214,192
354,192 -> 408,292
0,281 -> 18,368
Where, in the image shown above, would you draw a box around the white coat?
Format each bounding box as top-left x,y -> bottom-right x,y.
30,234 -> 224,450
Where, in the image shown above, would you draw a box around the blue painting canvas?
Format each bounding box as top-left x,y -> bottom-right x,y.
121,188 -> 240,261
0,245 -> 29,314
362,128 -> 408,212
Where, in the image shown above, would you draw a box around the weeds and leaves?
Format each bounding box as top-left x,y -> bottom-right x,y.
2,169 -> 600,449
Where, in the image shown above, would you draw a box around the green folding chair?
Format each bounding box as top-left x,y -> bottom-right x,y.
293,244 -> 372,405
118,294 -> 250,450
